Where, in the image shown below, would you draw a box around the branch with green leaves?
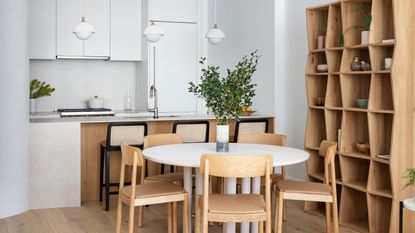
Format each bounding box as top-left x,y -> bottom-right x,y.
339,4 -> 372,47
403,168 -> 415,189
30,79 -> 55,99
189,51 -> 260,125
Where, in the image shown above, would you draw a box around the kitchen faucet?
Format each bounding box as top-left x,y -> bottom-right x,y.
148,85 -> 159,119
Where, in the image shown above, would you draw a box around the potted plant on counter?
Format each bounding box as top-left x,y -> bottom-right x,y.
403,168 -> 415,211
189,51 -> 260,152
29,79 -> 55,113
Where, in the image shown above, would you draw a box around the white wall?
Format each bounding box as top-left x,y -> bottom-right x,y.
0,0 -> 29,218
30,60 -> 138,111
274,0 -> 333,180
208,0 -> 275,115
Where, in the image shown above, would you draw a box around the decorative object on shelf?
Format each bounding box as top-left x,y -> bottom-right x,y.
351,57 -> 362,71
316,64 -> 328,72
143,21 -> 164,43
382,39 -> 395,44
317,23 -> 327,49
385,57 -> 393,70
356,142 -> 370,154
87,96 -> 104,109
376,154 -> 390,160
29,79 -> 55,113
143,22 -> 164,118
315,97 -> 325,106
356,98 -> 368,108
361,61 -> 372,71
341,4 -> 372,46
73,0 -> 95,40
189,51 -> 260,152
206,0 -> 225,45
239,107 -> 255,116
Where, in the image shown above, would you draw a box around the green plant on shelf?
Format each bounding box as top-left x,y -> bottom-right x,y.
188,51 -> 260,125
403,168 -> 415,189
322,22 -> 327,36
30,79 -> 55,99
339,4 -> 372,47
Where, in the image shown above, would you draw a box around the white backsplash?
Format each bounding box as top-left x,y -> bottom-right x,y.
30,59 -> 138,112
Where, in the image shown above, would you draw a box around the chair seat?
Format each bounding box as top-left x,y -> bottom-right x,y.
276,180 -> 332,195
121,182 -> 185,199
145,172 -> 184,182
208,194 -> 266,214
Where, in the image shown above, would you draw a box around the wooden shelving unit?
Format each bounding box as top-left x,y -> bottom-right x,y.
305,1 -> 415,232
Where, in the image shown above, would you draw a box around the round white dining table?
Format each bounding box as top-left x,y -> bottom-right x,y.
142,143 -> 309,233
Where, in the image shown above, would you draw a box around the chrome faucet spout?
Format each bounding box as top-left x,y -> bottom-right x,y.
148,85 -> 159,119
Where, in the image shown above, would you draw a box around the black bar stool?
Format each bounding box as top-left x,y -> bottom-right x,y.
234,118 -> 269,142
99,121 -> 147,210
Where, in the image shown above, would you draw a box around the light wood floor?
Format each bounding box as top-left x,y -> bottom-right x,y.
0,200 -> 358,233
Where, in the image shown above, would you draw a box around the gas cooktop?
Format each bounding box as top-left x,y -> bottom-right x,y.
56,108 -> 115,117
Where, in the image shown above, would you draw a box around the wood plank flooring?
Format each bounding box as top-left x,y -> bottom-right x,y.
0,200 -> 358,233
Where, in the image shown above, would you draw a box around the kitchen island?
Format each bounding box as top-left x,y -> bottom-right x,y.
29,114 -> 274,209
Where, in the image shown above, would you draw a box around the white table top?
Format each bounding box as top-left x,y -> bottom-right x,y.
142,143 -> 310,168
404,198 -> 415,212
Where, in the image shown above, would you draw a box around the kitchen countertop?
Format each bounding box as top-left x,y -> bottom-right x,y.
30,111 -> 274,123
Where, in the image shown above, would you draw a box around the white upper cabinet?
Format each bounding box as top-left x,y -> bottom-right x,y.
150,22 -> 198,113
149,0 -> 197,23
29,0 -> 56,59
57,0 -> 110,57
110,0 -> 142,61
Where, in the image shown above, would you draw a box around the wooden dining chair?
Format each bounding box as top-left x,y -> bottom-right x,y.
237,133 -> 287,222
143,133 -> 184,185
198,154 -> 273,233
234,119 -> 269,142
274,140 -> 338,233
116,143 -> 189,233
140,133 -> 184,227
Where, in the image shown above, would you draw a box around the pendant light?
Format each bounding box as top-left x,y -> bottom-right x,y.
143,21 -> 164,43
73,0 -> 95,40
206,0 -> 225,45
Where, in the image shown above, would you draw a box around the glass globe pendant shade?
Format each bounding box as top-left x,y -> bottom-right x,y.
73,17 -> 95,40
143,22 -> 164,43
206,24 -> 225,45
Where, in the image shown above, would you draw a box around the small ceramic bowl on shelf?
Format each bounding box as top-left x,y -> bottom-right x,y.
356,142 -> 370,154
356,99 -> 368,109
239,110 -> 256,116
316,64 -> 328,72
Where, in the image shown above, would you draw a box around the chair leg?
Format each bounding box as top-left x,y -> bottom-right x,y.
333,201 -> 339,233
283,200 -> 287,221
183,194 -> 189,233
172,202 -> 178,233
115,198 -> 123,233
105,150 -> 111,211
202,200 -> 208,233
127,203 -> 135,233
325,202 -> 331,233
137,206 -> 144,227
99,146 -> 104,203
275,193 -> 284,233
259,221 -> 264,233
167,203 -> 173,233
195,196 -> 201,233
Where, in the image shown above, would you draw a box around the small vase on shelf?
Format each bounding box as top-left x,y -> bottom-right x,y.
361,31 -> 370,44
216,124 -> 229,152
30,99 -> 37,113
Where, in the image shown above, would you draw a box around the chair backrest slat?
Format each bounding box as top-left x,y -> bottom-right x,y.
237,133 -> 286,146
200,155 -> 273,178
120,143 -> 144,167
319,140 -> 337,186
